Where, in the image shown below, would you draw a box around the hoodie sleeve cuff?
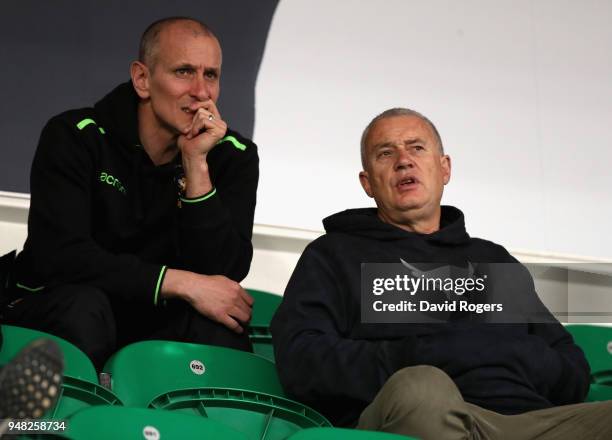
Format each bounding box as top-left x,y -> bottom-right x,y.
178,186 -> 229,229
153,265 -> 168,306
180,187 -> 217,204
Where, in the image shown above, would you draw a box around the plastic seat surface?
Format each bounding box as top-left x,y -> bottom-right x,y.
586,383 -> 612,402
0,328 -> 122,420
103,340 -> 286,407
249,325 -> 275,363
104,340 -> 331,439
54,405 -> 250,440
0,325 -> 97,382
150,387 -> 331,440
247,289 -> 283,328
246,289 -> 281,362
566,325 -> 612,384
46,376 -> 122,420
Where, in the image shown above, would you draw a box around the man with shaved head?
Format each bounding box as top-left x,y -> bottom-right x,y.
272,108 -> 612,439
2,17 -> 259,369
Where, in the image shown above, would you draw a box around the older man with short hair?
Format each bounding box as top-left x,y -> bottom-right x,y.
272,108 -> 612,439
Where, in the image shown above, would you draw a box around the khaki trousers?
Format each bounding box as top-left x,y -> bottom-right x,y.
358,366 -> 612,440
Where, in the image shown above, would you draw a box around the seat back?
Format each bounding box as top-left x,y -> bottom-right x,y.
247,289 -> 282,362
247,289 -> 283,328
566,324 -> 612,384
105,340 -> 331,440
104,340 -> 286,407
0,325 -> 97,382
249,326 -> 275,362
60,405 -> 249,440
586,383 -> 612,402
47,376 -> 122,420
0,326 -> 122,419
150,388 -> 331,440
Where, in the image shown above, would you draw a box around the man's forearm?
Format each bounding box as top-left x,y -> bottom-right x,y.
160,268 -> 192,301
175,131 -> 258,281
181,153 -> 213,198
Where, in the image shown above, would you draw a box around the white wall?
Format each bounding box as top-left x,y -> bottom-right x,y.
254,0 -> 612,259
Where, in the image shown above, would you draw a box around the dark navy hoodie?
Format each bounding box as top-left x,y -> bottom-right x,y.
271,207 -> 589,426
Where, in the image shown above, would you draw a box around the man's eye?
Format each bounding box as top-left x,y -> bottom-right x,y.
205,71 -> 218,79
176,68 -> 193,76
414,145 -> 424,151
378,150 -> 392,158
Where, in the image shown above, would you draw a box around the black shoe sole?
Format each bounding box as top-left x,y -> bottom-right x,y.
0,338 -> 64,420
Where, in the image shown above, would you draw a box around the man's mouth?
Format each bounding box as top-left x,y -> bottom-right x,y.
397,177 -> 419,190
181,107 -> 195,115
397,177 -> 419,187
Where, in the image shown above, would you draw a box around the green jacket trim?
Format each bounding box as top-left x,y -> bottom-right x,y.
217,135 -> 246,151
180,188 -> 217,204
76,118 -> 105,135
15,282 -> 45,292
154,265 -> 168,306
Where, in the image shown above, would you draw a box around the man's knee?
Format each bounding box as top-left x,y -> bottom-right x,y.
359,365 -> 471,437
43,285 -> 117,368
368,365 -> 463,419
377,365 -> 461,414
53,286 -> 115,335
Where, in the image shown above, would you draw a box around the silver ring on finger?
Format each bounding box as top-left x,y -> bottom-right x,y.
208,114 -> 215,121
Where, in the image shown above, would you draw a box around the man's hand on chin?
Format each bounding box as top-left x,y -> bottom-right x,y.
177,100 -> 228,197
178,100 -> 227,158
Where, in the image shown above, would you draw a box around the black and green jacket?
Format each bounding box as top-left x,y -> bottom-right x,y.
13,82 -> 259,304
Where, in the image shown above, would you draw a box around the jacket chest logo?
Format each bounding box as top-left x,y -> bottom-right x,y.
99,171 -> 127,195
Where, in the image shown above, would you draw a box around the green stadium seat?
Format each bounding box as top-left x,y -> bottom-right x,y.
149,388 -> 330,440
46,376 -> 122,419
0,325 -> 122,419
103,340 -> 331,440
246,289 -> 282,362
287,427 -> 419,439
104,340 -> 286,405
586,383 -> 612,402
0,325 -> 97,382
248,325 -> 275,363
566,324 -> 612,402
54,405 -> 250,440
566,325 -> 612,385
247,289 -> 283,328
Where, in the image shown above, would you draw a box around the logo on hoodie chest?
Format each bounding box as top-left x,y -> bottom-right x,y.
99,171 -> 127,195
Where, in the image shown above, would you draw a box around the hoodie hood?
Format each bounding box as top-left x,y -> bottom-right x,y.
94,81 -> 141,149
92,81 -> 177,225
323,205 -> 470,246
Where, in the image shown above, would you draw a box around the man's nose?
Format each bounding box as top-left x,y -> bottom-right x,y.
190,75 -> 211,101
395,148 -> 414,170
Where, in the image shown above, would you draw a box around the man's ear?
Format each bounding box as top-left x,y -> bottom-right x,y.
359,170 -> 374,198
441,154 -> 452,185
130,61 -> 150,99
